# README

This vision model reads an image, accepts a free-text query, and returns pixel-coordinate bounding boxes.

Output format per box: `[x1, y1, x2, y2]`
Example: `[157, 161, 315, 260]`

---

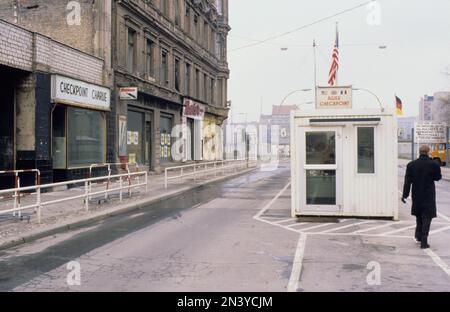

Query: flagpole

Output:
[313, 39, 317, 107]
[335, 22, 339, 86]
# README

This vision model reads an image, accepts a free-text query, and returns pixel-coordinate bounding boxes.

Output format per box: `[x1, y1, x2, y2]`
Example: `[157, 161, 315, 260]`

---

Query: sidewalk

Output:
[0, 164, 258, 250]
[398, 158, 450, 181]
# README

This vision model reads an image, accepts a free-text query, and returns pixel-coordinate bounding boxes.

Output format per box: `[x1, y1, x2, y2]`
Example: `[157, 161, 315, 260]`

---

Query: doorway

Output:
[298, 127, 343, 213]
[187, 118, 194, 161]
[145, 120, 152, 169]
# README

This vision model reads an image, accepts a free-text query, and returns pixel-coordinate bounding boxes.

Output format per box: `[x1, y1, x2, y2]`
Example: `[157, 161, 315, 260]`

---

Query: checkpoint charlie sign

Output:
[316, 86, 352, 109]
[51, 75, 110, 111]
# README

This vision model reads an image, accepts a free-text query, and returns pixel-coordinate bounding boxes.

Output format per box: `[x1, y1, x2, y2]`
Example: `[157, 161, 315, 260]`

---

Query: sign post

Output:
[447, 126, 450, 167]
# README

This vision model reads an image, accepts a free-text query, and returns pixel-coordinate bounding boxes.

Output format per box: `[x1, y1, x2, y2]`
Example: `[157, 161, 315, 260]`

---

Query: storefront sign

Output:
[119, 87, 138, 100]
[316, 86, 352, 109]
[183, 99, 205, 120]
[414, 122, 447, 143]
[51, 75, 110, 111]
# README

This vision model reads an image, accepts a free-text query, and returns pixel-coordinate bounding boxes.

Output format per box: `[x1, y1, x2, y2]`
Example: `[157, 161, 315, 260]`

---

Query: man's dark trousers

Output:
[415, 214, 432, 242]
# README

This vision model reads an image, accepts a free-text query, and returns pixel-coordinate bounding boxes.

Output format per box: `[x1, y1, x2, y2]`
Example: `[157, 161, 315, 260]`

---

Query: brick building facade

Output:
[0, 19, 108, 188]
[0, 0, 230, 186]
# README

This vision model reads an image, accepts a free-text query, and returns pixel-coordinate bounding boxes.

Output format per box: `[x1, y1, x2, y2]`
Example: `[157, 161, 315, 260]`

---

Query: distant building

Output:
[419, 95, 434, 121]
[260, 105, 297, 158]
[398, 116, 418, 142]
[419, 92, 450, 126]
[431, 92, 450, 126]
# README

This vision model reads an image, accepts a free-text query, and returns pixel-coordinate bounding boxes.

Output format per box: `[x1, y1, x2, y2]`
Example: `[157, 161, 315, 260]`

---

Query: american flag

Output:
[328, 25, 339, 86]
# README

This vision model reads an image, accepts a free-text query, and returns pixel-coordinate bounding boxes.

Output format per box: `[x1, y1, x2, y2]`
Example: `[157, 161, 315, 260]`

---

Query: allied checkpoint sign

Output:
[316, 86, 353, 109]
[414, 122, 447, 143]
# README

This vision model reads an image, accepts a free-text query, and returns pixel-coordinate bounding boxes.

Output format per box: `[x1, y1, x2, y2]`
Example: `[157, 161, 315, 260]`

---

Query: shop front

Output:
[126, 109, 153, 167]
[203, 113, 223, 161]
[51, 75, 110, 181]
[0, 66, 18, 189]
[182, 99, 205, 162]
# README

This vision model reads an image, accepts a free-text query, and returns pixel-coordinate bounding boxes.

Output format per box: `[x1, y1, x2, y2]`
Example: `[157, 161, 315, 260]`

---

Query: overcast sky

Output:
[227, 0, 450, 122]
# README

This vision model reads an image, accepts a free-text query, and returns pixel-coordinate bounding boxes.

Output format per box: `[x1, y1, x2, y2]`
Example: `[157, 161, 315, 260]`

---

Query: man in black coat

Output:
[402, 145, 442, 249]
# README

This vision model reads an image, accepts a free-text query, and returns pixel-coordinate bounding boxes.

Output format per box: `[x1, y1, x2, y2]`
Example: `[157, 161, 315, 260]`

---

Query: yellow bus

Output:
[431, 143, 449, 166]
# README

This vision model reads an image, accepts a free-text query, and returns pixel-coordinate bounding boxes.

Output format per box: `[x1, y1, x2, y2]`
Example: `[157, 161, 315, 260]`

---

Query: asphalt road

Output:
[0, 161, 449, 292]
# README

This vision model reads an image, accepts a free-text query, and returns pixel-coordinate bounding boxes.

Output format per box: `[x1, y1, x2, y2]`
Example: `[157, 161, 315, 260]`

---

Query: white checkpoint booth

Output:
[290, 108, 399, 220]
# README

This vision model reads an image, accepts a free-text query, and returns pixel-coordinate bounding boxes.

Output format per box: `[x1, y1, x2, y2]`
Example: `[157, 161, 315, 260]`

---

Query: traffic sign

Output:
[119, 87, 138, 100]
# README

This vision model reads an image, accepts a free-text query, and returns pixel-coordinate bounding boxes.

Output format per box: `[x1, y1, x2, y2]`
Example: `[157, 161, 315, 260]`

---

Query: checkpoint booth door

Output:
[297, 126, 343, 213]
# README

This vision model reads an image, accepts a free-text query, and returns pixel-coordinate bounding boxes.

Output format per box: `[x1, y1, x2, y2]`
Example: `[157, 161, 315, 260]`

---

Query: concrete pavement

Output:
[0, 162, 257, 250]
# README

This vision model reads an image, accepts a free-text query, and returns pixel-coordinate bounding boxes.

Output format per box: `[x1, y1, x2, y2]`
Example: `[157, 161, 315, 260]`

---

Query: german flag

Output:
[395, 95, 403, 116]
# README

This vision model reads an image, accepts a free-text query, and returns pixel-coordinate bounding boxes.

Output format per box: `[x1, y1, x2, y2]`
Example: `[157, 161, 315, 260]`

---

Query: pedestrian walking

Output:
[402, 145, 442, 249]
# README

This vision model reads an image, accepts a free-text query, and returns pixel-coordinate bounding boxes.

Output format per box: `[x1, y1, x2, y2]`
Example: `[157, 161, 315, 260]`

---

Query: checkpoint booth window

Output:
[291, 86, 398, 220]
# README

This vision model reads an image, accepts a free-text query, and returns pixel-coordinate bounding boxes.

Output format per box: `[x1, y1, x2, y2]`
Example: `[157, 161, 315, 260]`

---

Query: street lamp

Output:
[280, 89, 312, 106]
[352, 87, 385, 112]
[295, 101, 314, 109]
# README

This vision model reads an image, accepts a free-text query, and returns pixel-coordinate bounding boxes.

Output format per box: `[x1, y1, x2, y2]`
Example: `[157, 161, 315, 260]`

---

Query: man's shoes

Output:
[421, 236, 430, 249]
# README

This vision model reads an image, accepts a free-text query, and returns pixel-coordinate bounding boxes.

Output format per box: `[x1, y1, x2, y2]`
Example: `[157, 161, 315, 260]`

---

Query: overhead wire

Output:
[228, 0, 377, 53]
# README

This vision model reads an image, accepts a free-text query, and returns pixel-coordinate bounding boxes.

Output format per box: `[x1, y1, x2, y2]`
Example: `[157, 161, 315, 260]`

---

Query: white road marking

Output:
[256, 217, 302, 234]
[319, 220, 373, 234]
[286, 222, 312, 228]
[311, 232, 411, 239]
[297, 223, 334, 232]
[287, 233, 307, 292]
[253, 181, 291, 220]
[437, 212, 450, 223]
[274, 218, 298, 224]
[423, 245, 450, 278]
[353, 222, 395, 234]
[381, 225, 416, 236]
[430, 225, 450, 235]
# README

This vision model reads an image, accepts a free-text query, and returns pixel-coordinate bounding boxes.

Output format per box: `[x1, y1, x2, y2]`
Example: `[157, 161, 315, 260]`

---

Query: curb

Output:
[0, 167, 258, 251]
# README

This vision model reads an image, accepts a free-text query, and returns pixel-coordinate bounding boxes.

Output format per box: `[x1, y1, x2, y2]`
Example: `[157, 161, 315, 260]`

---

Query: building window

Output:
[161, 0, 168, 16]
[127, 28, 136, 72]
[203, 73, 208, 101]
[216, 0, 223, 15]
[146, 39, 154, 77]
[185, 63, 191, 95]
[67, 108, 105, 167]
[215, 34, 222, 59]
[175, 58, 180, 92]
[194, 14, 199, 40]
[185, 7, 191, 35]
[195, 69, 200, 99]
[210, 78, 215, 105]
[174, 0, 180, 26]
[210, 31, 215, 54]
[161, 50, 169, 86]
[218, 78, 223, 106]
[357, 127, 375, 174]
[203, 21, 209, 48]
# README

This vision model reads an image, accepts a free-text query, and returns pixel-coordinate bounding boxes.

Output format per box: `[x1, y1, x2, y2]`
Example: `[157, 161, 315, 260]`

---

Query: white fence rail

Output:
[165, 159, 257, 189]
[0, 171, 148, 224]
